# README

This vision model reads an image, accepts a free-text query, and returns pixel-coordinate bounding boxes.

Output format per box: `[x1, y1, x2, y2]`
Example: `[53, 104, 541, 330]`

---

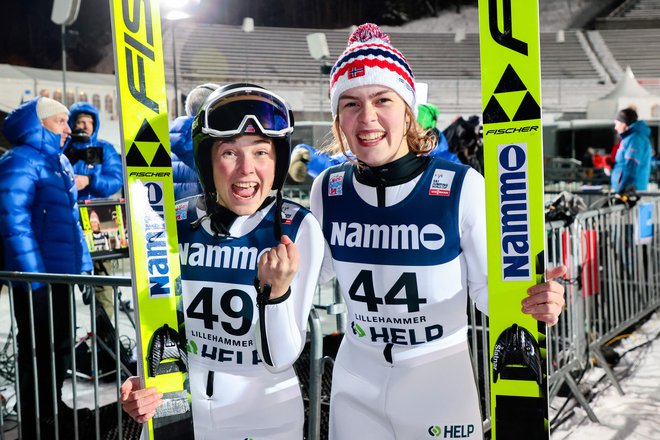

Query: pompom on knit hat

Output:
[36, 97, 69, 120]
[329, 23, 416, 118]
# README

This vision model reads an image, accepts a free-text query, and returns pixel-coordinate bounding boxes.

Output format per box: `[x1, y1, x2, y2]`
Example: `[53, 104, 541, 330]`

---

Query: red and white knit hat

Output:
[329, 23, 416, 118]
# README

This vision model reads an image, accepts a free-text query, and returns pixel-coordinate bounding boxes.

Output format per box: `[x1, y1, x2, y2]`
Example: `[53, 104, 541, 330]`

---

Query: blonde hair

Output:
[323, 105, 436, 164]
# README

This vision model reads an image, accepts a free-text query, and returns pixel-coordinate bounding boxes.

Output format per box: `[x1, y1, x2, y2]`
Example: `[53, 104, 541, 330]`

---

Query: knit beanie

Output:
[36, 97, 69, 120]
[615, 108, 638, 126]
[417, 103, 440, 130]
[329, 23, 416, 118]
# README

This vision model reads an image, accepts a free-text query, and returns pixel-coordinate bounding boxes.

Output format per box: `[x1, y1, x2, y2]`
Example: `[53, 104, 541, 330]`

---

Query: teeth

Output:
[358, 132, 384, 141]
[234, 182, 257, 188]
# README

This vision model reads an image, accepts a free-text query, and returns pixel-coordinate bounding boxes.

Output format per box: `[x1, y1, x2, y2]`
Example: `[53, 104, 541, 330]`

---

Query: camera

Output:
[70, 128, 90, 143]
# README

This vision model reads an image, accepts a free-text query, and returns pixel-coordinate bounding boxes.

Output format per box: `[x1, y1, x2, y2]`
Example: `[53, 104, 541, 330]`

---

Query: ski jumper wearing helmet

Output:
[180, 83, 325, 439]
[311, 25, 487, 439]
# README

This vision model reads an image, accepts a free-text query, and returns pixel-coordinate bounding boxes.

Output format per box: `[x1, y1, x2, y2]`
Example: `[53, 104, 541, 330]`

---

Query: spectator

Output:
[89, 210, 111, 251]
[66, 102, 123, 200]
[581, 147, 596, 180]
[611, 107, 652, 193]
[67, 102, 124, 319]
[0, 97, 92, 439]
[170, 83, 220, 200]
[417, 102, 461, 164]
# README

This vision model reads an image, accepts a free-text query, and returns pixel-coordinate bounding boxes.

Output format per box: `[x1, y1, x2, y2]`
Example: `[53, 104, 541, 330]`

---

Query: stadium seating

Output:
[163, 9, 658, 118]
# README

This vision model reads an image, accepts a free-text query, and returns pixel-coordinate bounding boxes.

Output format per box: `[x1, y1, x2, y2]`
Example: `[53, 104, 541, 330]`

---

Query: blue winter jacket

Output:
[611, 120, 652, 193]
[170, 115, 202, 200]
[67, 102, 123, 200]
[0, 99, 92, 286]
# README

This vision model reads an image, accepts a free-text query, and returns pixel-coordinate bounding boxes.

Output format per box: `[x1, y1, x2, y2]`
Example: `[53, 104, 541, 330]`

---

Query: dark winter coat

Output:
[170, 115, 202, 200]
[0, 98, 92, 286]
[67, 102, 123, 200]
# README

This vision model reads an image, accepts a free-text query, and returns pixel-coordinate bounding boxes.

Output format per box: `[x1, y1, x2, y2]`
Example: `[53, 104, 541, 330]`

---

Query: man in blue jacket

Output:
[67, 102, 123, 200]
[611, 107, 652, 193]
[170, 82, 219, 200]
[0, 97, 92, 439]
[67, 102, 124, 319]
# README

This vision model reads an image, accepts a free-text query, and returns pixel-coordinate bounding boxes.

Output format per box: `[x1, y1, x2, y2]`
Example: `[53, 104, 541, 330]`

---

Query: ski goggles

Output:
[200, 87, 293, 138]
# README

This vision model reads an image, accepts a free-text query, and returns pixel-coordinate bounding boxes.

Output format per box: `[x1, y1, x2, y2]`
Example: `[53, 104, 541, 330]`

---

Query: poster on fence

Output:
[636, 203, 654, 245]
[79, 199, 129, 260]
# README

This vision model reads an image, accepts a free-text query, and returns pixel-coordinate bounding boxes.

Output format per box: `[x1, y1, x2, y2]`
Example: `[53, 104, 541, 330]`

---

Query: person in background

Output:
[611, 107, 652, 193]
[66, 102, 123, 200]
[119, 83, 325, 439]
[0, 97, 92, 439]
[67, 102, 124, 319]
[89, 210, 111, 251]
[171, 83, 220, 200]
[310, 24, 566, 440]
[416, 102, 461, 164]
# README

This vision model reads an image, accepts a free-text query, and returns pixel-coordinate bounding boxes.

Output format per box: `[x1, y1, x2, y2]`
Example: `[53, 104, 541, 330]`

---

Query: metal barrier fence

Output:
[544, 197, 660, 425]
[0, 269, 328, 440]
[1, 196, 659, 439]
[0, 272, 131, 440]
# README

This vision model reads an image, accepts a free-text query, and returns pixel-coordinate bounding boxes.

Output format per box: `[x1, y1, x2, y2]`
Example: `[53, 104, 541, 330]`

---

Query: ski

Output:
[478, 1, 549, 439]
[109, 0, 194, 438]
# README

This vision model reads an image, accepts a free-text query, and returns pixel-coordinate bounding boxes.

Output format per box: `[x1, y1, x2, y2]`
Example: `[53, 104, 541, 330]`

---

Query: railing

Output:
[1, 196, 659, 439]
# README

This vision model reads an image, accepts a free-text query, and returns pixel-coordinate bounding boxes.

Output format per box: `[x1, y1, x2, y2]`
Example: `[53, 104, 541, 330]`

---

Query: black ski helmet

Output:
[191, 83, 294, 199]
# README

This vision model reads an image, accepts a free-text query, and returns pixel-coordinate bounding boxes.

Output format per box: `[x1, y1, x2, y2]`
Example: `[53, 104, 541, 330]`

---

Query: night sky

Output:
[0, 0, 464, 73]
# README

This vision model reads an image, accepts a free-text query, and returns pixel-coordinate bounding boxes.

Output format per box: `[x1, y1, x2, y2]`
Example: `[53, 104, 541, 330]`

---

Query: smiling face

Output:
[337, 85, 410, 167]
[211, 135, 276, 216]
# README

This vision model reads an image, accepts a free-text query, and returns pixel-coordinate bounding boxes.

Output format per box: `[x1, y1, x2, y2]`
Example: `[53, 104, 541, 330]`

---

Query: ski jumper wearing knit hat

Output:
[329, 23, 417, 118]
[312, 24, 485, 440]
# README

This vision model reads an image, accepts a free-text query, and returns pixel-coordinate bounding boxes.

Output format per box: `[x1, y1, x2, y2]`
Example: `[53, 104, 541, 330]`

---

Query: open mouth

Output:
[232, 182, 259, 199]
[357, 131, 386, 144]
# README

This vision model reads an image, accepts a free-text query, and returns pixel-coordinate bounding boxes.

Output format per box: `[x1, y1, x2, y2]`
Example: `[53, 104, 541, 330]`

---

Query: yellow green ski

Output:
[109, 0, 194, 438]
[478, 0, 549, 438]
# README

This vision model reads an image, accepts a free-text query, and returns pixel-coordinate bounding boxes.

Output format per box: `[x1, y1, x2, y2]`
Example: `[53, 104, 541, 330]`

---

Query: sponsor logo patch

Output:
[429, 169, 455, 196]
[281, 203, 301, 225]
[328, 171, 345, 196]
[175, 201, 188, 221]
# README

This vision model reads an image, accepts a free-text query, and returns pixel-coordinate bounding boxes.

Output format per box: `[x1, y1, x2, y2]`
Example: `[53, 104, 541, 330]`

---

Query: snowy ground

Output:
[550, 312, 660, 439]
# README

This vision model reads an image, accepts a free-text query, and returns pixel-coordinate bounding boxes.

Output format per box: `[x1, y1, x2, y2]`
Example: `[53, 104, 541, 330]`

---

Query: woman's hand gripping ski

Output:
[522, 265, 567, 326]
[119, 376, 162, 424]
[257, 234, 299, 299]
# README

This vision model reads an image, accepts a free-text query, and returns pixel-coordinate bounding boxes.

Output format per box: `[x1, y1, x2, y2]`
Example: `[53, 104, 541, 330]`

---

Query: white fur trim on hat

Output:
[329, 23, 416, 118]
[36, 97, 69, 120]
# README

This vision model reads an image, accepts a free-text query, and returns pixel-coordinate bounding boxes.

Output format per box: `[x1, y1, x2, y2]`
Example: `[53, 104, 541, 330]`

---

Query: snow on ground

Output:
[550, 312, 660, 439]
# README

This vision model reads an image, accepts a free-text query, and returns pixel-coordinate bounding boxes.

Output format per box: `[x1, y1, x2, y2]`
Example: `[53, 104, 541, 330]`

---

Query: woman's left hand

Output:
[257, 234, 299, 299]
[522, 265, 567, 326]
